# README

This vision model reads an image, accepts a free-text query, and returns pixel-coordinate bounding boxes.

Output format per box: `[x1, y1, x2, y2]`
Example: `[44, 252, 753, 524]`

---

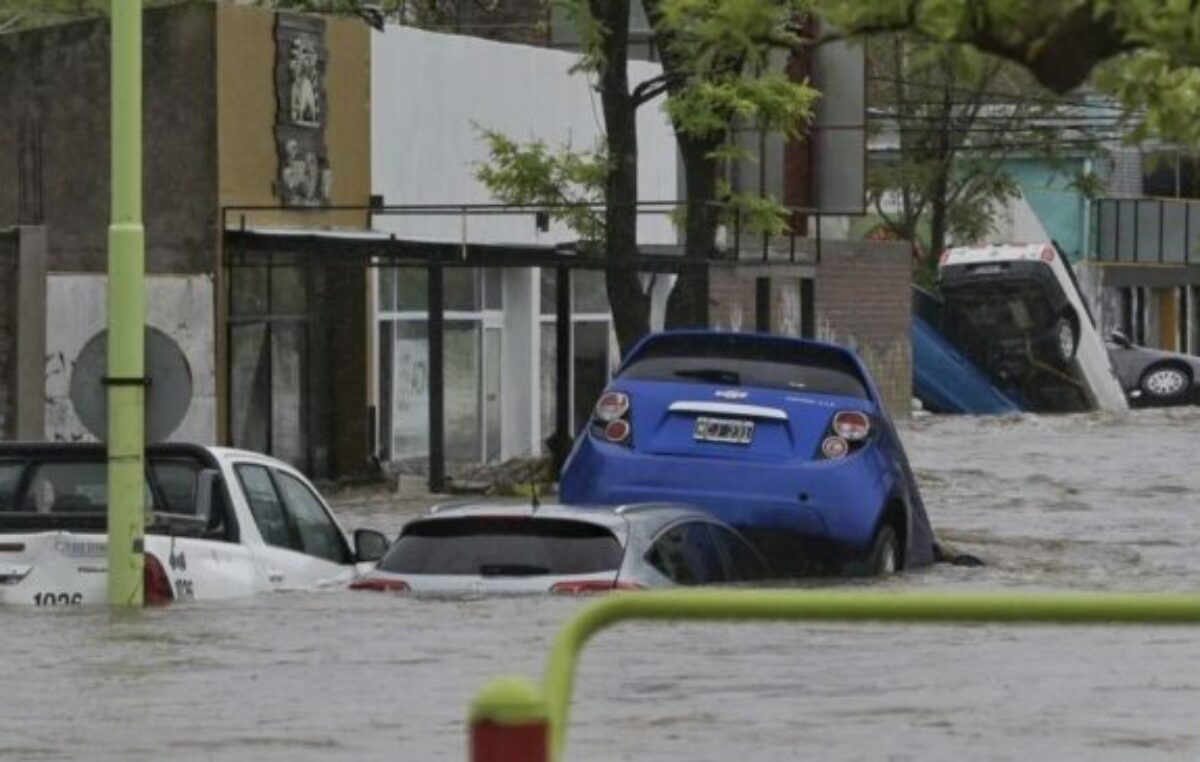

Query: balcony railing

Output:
[1095, 197, 1200, 265]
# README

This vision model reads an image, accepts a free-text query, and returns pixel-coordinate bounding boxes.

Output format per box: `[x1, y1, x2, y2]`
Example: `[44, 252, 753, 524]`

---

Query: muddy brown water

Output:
[3, 408, 1199, 760]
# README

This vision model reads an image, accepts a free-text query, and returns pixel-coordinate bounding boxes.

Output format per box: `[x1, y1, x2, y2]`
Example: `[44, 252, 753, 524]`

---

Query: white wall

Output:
[372, 26, 678, 246]
[986, 192, 1051, 245]
[44, 274, 216, 444]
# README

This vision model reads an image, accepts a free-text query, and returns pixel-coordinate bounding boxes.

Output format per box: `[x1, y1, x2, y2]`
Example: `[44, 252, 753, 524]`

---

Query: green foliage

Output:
[823, 0, 1200, 147]
[475, 0, 823, 251]
[657, 0, 809, 71]
[556, 0, 610, 73]
[651, 0, 820, 239]
[0, 0, 175, 30]
[866, 32, 1091, 258]
[665, 72, 818, 141]
[721, 185, 792, 236]
[473, 128, 608, 243]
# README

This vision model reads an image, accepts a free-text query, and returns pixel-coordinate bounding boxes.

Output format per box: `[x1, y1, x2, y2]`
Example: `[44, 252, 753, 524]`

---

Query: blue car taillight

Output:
[592, 391, 633, 446]
[818, 410, 873, 460]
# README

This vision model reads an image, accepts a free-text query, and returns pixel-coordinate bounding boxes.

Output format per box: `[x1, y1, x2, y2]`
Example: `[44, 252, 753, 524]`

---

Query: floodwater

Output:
[3, 408, 1200, 760]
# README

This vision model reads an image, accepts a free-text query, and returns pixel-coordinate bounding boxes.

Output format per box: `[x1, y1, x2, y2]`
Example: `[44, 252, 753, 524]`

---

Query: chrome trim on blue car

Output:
[667, 401, 789, 420]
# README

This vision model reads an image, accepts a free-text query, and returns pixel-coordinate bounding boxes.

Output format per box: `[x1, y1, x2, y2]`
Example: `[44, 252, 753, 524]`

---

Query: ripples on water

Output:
[2, 409, 1199, 760]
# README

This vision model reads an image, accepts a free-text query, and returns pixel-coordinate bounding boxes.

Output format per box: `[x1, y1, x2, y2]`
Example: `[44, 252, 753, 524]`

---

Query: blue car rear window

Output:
[620, 337, 870, 399]
[379, 517, 623, 576]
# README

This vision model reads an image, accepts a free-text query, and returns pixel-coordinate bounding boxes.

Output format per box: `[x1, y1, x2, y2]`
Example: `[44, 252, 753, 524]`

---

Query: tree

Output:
[866, 33, 1100, 276]
[478, 0, 818, 355]
[646, 0, 817, 327]
[822, 0, 1200, 146]
[0, 0, 178, 31]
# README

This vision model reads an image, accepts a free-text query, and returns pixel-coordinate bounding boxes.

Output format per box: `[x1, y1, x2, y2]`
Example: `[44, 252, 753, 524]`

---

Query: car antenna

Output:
[529, 460, 541, 511]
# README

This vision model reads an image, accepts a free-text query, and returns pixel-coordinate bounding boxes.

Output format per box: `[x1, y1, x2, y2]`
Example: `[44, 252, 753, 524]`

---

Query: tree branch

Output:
[631, 72, 682, 106]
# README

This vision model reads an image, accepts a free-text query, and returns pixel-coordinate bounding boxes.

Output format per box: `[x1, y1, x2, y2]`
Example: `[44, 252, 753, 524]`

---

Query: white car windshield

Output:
[379, 517, 622, 576]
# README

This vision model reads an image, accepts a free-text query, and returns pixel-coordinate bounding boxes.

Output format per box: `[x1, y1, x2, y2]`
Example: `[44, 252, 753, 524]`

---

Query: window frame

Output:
[271, 468, 352, 565]
[706, 523, 772, 582]
[0, 458, 30, 513]
[644, 519, 730, 586]
[235, 462, 302, 553]
[377, 267, 506, 465]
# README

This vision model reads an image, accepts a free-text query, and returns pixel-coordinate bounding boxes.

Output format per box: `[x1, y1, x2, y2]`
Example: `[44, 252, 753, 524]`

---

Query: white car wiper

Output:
[478, 563, 551, 577]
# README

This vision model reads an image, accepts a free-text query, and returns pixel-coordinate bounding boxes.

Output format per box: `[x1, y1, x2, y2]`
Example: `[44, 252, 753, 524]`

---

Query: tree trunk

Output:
[641, 0, 723, 330]
[589, 0, 650, 357]
[928, 81, 954, 261]
[665, 134, 722, 328]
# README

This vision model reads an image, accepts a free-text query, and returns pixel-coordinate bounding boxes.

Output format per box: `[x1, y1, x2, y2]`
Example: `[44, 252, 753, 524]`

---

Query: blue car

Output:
[559, 331, 938, 575]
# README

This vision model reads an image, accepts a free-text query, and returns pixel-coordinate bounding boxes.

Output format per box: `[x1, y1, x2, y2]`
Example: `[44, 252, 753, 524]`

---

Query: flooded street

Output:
[3, 408, 1200, 760]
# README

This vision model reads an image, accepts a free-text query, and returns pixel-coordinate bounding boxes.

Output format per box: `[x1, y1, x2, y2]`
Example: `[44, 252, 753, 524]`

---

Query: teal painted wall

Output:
[1006, 157, 1090, 262]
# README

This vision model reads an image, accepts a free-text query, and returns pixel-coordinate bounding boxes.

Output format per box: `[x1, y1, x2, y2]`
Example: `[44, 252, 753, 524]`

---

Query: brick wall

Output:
[709, 270, 810, 337]
[709, 270, 758, 332]
[708, 247, 911, 415]
[815, 241, 912, 416]
[0, 232, 16, 439]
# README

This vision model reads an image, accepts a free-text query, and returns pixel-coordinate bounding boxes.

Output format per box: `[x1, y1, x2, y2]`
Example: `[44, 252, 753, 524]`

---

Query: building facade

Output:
[0, 3, 372, 475]
[0, 2, 914, 484]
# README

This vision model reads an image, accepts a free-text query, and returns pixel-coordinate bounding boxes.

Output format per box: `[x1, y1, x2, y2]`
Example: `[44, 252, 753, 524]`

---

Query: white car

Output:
[0, 443, 389, 606]
[350, 501, 774, 596]
[938, 243, 1128, 413]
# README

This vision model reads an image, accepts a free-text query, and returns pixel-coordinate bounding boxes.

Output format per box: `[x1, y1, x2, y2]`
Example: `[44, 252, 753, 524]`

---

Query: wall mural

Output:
[275, 15, 331, 206]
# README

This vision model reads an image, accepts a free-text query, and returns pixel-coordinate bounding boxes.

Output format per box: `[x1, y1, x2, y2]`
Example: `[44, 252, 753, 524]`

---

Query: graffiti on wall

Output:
[44, 275, 216, 443]
[392, 338, 430, 458]
[275, 15, 331, 206]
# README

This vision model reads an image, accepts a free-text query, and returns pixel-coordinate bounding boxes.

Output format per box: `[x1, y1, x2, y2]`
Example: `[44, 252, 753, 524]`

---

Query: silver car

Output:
[1108, 331, 1200, 405]
[349, 501, 773, 595]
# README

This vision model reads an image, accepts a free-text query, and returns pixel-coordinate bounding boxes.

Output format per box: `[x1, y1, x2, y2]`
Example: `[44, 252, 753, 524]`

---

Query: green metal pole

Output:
[540, 590, 1200, 760]
[107, 0, 145, 607]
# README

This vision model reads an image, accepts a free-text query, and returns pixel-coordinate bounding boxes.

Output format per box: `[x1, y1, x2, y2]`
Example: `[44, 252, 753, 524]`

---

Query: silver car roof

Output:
[413, 500, 715, 534]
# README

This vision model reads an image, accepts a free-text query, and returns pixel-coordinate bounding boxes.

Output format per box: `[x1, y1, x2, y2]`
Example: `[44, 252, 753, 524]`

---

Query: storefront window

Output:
[445, 268, 479, 311]
[389, 322, 430, 459]
[378, 268, 503, 469]
[229, 252, 313, 472]
[539, 268, 615, 441]
[445, 321, 482, 464]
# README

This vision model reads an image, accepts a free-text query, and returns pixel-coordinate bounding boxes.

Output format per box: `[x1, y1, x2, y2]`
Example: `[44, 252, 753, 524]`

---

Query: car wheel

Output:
[1053, 314, 1077, 364]
[871, 525, 900, 575]
[1139, 363, 1191, 402]
[844, 524, 901, 577]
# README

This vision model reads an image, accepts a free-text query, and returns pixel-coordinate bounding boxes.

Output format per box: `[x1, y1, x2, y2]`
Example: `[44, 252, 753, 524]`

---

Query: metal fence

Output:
[1095, 197, 1200, 265]
[469, 589, 1200, 762]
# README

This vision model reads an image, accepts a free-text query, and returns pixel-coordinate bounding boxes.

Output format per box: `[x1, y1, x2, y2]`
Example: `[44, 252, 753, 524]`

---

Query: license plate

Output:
[693, 416, 754, 445]
[970, 264, 1005, 275]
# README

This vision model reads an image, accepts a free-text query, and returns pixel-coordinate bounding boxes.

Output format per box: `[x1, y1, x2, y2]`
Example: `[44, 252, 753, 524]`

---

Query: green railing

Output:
[469, 589, 1200, 761]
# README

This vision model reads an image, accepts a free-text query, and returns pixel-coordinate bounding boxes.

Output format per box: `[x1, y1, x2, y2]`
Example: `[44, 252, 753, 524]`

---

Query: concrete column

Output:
[648, 274, 675, 333]
[16, 226, 47, 440]
[1185, 285, 1195, 357]
[501, 268, 538, 460]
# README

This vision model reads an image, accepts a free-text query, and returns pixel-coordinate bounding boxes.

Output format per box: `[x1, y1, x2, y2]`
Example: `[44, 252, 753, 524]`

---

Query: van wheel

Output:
[1053, 314, 1078, 364]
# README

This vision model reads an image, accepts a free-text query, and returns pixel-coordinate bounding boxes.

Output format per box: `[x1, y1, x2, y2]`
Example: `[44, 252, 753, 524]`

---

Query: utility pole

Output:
[107, 0, 145, 606]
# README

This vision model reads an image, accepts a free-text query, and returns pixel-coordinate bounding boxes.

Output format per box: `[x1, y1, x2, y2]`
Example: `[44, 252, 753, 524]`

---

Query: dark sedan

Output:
[1108, 331, 1200, 405]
